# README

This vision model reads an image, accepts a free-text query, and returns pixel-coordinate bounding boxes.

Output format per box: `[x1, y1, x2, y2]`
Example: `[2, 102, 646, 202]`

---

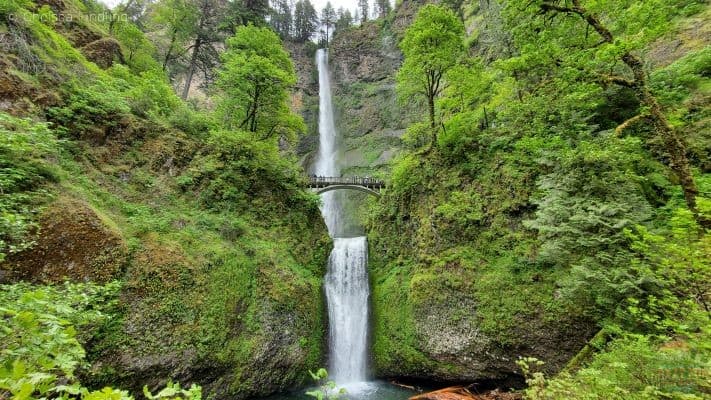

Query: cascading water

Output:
[324, 237, 369, 383]
[314, 48, 370, 386]
[314, 48, 342, 236]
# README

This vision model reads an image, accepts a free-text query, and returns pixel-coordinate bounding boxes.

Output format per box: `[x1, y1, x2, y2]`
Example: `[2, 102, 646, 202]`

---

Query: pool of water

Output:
[256, 380, 418, 400]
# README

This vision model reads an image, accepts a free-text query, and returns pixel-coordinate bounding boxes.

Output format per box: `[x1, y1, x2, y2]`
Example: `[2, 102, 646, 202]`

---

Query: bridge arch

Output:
[313, 184, 381, 198]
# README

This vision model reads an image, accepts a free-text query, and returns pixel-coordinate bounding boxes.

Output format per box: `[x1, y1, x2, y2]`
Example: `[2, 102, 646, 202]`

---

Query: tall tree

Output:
[373, 0, 390, 18]
[334, 7, 353, 33]
[320, 1, 336, 46]
[357, 0, 368, 22]
[109, 0, 150, 33]
[149, 0, 198, 73]
[182, 0, 227, 99]
[397, 4, 464, 142]
[270, 0, 293, 38]
[217, 25, 304, 140]
[223, 0, 270, 32]
[510, 0, 709, 228]
[293, 0, 318, 41]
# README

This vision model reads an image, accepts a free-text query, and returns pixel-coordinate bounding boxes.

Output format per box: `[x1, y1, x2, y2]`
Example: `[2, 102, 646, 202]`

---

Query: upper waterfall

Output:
[314, 49, 342, 236]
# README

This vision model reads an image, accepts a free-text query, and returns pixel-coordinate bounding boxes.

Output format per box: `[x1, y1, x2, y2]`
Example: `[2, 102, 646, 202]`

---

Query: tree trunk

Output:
[428, 94, 436, 143]
[623, 53, 705, 227]
[182, 37, 201, 99]
[541, 0, 709, 229]
[163, 31, 177, 71]
[183, 5, 208, 99]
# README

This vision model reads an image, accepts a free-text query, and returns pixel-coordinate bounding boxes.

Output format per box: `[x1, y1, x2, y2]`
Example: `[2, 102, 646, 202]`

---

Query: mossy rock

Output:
[81, 38, 125, 69]
[0, 195, 128, 283]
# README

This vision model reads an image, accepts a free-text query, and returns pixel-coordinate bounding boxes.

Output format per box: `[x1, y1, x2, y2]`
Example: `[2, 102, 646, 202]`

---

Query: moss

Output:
[0, 1, 331, 396]
[366, 148, 596, 381]
[1, 194, 129, 283]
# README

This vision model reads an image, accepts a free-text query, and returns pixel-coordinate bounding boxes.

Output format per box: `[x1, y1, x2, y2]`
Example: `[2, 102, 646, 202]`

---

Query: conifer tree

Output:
[357, 0, 368, 22]
[270, 0, 293, 38]
[293, 0, 318, 41]
[373, 0, 390, 18]
[320, 2, 336, 46]
[334, 7, 353, 33]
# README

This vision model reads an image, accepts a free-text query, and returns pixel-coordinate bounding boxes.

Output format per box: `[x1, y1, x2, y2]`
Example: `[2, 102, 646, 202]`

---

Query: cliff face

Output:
[0, 1, 330, 397]
[366, 151, 597, 386]
[362, 0, 711, 389]
[287, 40, 320, 167]
[325, 18, 418, 178]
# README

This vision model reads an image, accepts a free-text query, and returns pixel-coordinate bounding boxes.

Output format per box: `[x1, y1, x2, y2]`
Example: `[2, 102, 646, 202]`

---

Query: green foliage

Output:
[518, 206, 711, 399]
[143, 381, 202, 400]
[0, 282, 120, 399]
[46, 79, 131, 140]
[48, 65, 184, 136]
[524, 134, 658, 317]
[518, 333, 711, 399]
[293, 0, 319, 41]
[0, 282, 204, 400]
[0, 0, 329, 396]
[370, 0, 711, 391]
[620, 209, 711, 334]
[217, 25, 304, 141]
[179, 129, 318, 214]
[438, 60, 496, 157]
[113, 21, 160, 73]
[148, 0, 198, 70]
[0, 0, 31, 19]
[401, 122, 431, 151]
[397, 4, 465, 130]
[0, 114, 59, 261]
[123, 69, 182, 118]
[305, 369, 346, 400]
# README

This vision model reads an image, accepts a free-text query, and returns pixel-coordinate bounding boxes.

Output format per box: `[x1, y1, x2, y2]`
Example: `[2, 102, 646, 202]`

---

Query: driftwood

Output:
[410, 386, 521, 400]
[389, 380, 419, 391]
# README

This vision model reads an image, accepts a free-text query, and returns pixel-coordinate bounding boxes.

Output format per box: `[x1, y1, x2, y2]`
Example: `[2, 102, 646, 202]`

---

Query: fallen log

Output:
[409, 386, 521, 400]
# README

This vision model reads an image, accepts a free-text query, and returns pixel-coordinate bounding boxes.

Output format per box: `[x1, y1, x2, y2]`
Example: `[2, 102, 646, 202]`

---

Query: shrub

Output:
[0, 282, 203, 400]
[0, 113, 59, 261]
[179, 129, 318, 215]
[46, 80, 130, 140]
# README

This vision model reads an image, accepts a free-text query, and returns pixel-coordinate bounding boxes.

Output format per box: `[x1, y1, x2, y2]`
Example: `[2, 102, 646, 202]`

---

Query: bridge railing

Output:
[307, 176, 385, 188]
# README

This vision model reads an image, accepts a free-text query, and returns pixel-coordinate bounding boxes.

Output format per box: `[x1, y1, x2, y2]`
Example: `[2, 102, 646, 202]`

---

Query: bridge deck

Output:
[307, 176, 385, 190]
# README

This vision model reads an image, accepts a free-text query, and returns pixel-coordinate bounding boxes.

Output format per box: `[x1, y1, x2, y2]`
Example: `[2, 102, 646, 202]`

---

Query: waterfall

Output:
[314, 48, 342, 236]
[314, 48, 370, 385]
[324, 237, 369, 383]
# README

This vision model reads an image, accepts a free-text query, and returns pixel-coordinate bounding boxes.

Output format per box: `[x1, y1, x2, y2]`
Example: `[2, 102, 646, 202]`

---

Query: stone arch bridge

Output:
[307, 176, 385, 197]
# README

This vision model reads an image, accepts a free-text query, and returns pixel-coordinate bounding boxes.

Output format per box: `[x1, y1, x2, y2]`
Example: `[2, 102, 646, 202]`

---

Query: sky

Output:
[99, 0, 388, 19]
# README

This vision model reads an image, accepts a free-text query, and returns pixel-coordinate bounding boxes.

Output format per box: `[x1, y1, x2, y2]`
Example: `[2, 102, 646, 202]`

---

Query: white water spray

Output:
[314, 49, 370, 385]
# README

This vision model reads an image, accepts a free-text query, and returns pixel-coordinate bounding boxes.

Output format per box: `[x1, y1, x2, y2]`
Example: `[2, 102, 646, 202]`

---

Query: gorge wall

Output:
[311, 0, 710, 388]
[0, 1, 331, 397]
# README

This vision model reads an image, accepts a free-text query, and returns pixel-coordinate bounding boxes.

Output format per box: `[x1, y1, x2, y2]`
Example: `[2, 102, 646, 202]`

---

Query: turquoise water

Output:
[256, 381, 418, 400]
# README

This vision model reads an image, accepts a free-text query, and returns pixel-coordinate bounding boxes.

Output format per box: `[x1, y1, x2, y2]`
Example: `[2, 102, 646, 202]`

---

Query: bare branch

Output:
[605, 75, 636, 88]
[615, 114, 648, 136]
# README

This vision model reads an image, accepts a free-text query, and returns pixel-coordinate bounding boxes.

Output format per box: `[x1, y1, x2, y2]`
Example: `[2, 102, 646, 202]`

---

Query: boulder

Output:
[81, 38, 125, 69]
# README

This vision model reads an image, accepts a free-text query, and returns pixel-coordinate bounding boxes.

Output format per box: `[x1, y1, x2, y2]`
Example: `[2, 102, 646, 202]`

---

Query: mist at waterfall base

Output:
[262, 49, 414, 400]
